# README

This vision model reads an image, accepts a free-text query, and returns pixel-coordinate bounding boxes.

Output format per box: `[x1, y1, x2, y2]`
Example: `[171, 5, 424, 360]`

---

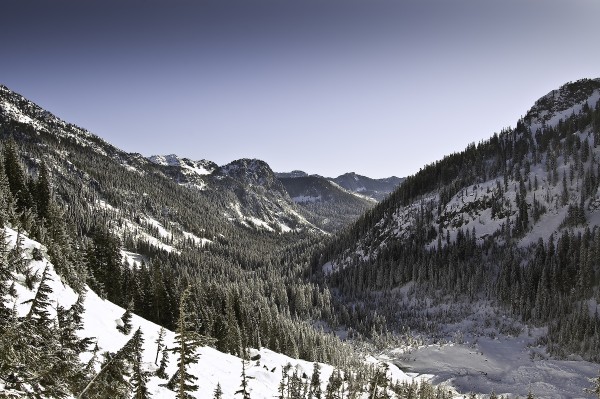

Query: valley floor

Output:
[388, 331, 598, 398]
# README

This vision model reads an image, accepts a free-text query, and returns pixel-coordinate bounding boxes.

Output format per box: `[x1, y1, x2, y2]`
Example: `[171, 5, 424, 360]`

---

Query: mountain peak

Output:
[220, 158, 270, 179]
[148, 154, 217, 175]
[524, 78, 600, 131]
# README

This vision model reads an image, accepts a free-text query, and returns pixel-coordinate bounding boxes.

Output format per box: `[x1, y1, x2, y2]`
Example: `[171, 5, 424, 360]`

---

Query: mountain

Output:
[331, 172, 404, 201]
[0, 84, 447, 399]
[0, 83, 353, 373]
[279, 175, 375, 232]
[274, 171, 403, 232]
[317, 78, 600, 396]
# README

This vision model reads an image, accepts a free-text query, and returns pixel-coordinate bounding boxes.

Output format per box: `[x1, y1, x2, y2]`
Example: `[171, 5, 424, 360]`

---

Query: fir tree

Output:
[117, 300, 134, 335]
[77, 331, 141, 399]
[23, 263, 53, 328]
[130, 328, 151, 399]
[309, 362, 322, 399]
[171, 286, 213, 399]
[213, 382, 223, 399]
[156, 347, 170, 379]
[325, 368, 343, 399]
[235, 357, 253, 399]
[155, 326, 166, 365]
[2, 138, 32, 214]
[35, 161, 51, 222]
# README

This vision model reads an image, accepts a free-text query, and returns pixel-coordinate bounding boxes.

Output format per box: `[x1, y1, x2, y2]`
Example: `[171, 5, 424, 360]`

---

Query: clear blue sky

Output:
[2, 0, 599, 178]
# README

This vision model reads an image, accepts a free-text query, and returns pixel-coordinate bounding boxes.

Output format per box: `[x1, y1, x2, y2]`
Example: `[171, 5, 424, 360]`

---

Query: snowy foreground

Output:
[3, 227, 416, 398]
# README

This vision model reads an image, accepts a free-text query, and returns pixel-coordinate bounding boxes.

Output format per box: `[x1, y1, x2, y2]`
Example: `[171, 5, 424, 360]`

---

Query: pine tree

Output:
[235, 357, 253, 399]
[325, 368, 343, 399]
[23, 263, 53, 327]
[2, 138, 32, 214]
[56, 294, 94, 393]
[155, 326, 166, 365]
[171, 286, 213, 399]
[0, 157, 16, 227]
[156, 347, 170, 379]
[77, 331, 140, 399]
[130, 328, 151, 399]
[213, 382, 223, 399]
[309, 362, 322, 399]
[35, 161, 51, 222]
[117, 300, 134, 335]
[58, 294, 93, 354]
[0, 227, 12, 323]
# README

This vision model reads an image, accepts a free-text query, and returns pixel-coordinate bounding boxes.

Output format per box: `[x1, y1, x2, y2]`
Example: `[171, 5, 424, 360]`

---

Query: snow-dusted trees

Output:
[0, 262, 88, 397]
[78, 328, 148, 399]
[588, 369, 600, 398]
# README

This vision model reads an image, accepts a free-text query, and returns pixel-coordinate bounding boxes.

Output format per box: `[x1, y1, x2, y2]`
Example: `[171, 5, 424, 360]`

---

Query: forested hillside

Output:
[0, 84, 354, 366]
[318, 78, 600, 364]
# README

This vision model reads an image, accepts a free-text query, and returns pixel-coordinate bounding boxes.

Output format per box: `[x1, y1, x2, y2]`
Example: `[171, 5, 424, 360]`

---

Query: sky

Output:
[2, 0, 600, 178]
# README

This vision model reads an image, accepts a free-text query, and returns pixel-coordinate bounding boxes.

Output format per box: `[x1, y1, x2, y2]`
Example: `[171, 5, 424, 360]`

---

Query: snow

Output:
[391, 333, 598, 398]
[148, 155, 215, 178]
[121, 250, 146, 268]
[143, 216, 171, 239]
[0, 228, 436, 399]
[0, 100, 46, 131]
[3, 226, 417, 398]
[182, 231, 212, 247]
[96, 199, 117, 212]
[529, 90, 600, 133]
[228, 201, 277, 232]
[322, 261, 334, 275]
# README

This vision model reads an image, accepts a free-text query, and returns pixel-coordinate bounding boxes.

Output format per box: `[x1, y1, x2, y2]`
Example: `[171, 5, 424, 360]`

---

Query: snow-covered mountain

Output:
[211, 158, 314, 233]
[331, 172, 404, 201]
[326, 79, 600, 262]
[0, 84, 432, 398]
[318, 78, 600, 397]
[0, 84, 322, 240]
[4, 78, 600, 397]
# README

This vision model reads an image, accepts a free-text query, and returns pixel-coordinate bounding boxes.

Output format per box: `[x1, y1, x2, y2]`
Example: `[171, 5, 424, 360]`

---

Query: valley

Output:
[1, 78, 600, 398]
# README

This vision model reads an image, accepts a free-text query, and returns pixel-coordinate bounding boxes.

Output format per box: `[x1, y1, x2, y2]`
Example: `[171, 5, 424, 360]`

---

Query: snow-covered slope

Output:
[2, 226, 416, 397]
